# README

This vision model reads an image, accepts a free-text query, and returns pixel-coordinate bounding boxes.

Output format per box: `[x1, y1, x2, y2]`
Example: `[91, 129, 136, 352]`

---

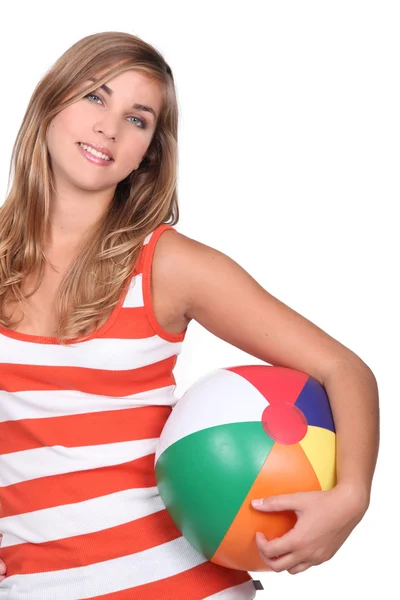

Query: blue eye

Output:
[127, 115, 146, 129]
[84, 93, 147, 129]
[85, 93, 102, 104]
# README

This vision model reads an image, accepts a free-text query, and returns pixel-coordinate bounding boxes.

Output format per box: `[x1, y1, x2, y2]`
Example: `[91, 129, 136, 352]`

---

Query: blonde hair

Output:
[0, 31, 179, 345]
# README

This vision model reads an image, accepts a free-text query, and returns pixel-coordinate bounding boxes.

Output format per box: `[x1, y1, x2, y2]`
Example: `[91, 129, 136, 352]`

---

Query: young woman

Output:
[0, 31, 379, 599]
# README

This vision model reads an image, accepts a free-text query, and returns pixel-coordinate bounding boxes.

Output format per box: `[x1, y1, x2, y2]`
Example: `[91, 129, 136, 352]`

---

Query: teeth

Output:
[79, 143, 112, 161]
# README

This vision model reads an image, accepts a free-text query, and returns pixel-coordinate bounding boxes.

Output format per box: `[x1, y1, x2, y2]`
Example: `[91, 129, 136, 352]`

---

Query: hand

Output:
[251, 484, 368, 575]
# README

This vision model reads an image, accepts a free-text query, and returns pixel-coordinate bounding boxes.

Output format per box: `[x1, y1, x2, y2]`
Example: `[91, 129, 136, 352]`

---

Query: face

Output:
[46, 70, 164, 194]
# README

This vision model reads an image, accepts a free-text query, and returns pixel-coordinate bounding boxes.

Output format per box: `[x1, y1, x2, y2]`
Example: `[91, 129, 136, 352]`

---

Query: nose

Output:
[94, 114, 118, 140]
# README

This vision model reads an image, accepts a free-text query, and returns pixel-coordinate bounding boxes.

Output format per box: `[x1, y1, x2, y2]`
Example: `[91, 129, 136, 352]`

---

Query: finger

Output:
[259, 549, 302, 573]
[251, 492, 306, 513]
[287, 562, 312, 575]
[255, 530, 296, 559]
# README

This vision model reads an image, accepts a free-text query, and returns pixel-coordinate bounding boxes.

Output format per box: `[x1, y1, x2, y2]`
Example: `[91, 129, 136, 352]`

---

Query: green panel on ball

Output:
[155, 421, 274, 559]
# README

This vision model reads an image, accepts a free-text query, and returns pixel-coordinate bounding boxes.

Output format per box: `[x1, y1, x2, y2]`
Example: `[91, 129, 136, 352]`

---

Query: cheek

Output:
[48, 107, 85, 144]
[47, 108, 88, 165]
[63, 105, 88, 134]
[46, 119, 62, 161]
[122, 141, 149, 170]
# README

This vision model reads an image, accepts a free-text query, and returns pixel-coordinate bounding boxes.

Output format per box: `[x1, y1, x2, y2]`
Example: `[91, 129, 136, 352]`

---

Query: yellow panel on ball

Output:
[299, 425, 336, 490]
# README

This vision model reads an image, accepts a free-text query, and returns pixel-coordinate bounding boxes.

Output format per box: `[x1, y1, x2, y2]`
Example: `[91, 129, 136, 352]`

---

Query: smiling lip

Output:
[78, 142, 114, 160]
[77, 143, 114, 166]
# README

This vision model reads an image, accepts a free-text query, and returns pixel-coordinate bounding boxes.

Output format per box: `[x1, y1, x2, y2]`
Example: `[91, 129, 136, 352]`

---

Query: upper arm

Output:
[153, 229, 365, 385]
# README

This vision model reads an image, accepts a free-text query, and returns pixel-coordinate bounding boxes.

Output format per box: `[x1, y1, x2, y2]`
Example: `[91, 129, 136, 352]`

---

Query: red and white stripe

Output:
[0, 225, 256, 598]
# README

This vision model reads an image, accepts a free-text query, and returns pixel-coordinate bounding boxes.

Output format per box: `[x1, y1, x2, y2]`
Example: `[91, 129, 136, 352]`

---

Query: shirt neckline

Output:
[0, 268, 136, 345]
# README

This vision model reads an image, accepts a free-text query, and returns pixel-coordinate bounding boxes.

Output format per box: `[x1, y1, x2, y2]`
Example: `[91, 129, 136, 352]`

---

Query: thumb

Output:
[251, 492, 304, 512]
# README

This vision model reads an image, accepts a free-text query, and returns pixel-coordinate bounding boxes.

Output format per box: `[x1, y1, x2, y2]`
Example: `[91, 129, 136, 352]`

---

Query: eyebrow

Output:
[87, 79, 158, 120]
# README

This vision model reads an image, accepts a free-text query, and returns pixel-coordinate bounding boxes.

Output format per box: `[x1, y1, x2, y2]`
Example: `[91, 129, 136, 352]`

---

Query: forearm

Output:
[322, 358, 380, 510]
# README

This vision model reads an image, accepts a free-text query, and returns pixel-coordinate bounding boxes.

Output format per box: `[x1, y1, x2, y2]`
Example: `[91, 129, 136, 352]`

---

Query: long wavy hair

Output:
[0, 31, 179, 345]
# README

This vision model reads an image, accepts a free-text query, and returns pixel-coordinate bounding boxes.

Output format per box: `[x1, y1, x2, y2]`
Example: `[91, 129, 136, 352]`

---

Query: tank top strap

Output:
[135, 223, 176, 274]
[135, 223, 186, 343]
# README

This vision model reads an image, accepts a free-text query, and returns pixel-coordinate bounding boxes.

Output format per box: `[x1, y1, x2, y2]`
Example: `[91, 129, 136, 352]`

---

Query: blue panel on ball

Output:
[294, 377, 335, 433]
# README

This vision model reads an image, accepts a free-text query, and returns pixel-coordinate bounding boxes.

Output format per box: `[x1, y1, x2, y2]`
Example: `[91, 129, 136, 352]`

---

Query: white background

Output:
[1, 1, 398, 597]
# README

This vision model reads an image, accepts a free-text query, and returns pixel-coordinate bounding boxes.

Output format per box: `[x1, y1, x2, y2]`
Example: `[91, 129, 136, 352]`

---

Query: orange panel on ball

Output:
[211, 442, 322, 572]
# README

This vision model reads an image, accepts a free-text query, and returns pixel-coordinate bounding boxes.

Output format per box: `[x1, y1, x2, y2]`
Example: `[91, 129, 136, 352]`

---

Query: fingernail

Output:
[252, 499, 263, 507]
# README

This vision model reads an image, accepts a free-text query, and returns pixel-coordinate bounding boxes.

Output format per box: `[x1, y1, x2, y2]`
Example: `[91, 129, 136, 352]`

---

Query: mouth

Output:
[78, 142, 114, 160]
[77, 142, 114, 166]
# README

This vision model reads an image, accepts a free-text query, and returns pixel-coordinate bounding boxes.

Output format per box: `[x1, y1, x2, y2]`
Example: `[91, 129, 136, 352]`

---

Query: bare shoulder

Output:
[153, 228, 266, 326]
[151, 228, 216, 330]
[153, 228, 365, 384]
[153, 228, 221, 278]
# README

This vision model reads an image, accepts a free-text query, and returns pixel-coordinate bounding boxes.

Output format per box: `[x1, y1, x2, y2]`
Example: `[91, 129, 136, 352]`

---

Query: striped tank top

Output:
[0, 224, 259, 599]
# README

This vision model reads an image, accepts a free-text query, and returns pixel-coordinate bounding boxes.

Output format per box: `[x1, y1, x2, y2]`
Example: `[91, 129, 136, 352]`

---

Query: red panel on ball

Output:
[226, 364, 309, 405]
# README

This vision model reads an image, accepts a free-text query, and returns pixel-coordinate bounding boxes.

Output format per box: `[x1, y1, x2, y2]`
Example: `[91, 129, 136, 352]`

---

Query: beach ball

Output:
[154, 365, 336, 572]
